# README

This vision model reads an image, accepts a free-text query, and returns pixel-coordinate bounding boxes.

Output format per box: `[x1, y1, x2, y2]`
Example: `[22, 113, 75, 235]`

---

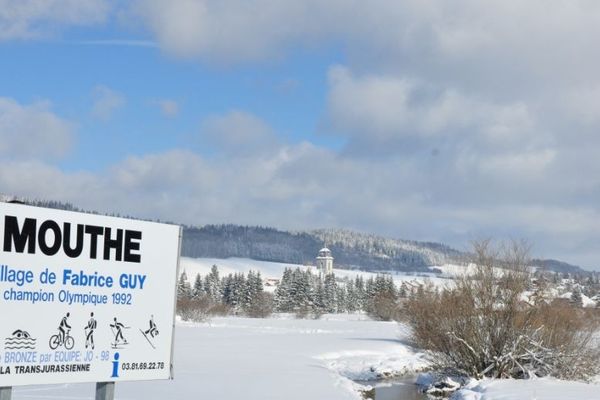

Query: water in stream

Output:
[360, 377, 427, 400]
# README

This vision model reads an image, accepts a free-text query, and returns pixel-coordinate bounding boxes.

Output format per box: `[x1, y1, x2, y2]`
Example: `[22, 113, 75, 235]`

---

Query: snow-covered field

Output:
[8, 314, 600, 400]
[452, 377, 600, 400]
[9, 257, 598, 399]
[10, 315, 426, 400]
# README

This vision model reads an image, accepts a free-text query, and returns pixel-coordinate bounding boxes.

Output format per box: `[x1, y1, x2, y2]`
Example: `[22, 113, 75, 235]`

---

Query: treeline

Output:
[176, 265, 410, 321]
[274, 268, 402, 320]
[177, 265, 273, 320]
[182, 225, 319, 266]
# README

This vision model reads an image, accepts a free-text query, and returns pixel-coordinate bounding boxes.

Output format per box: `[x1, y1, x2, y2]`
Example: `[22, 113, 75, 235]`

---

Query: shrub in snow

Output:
[365, 274, 399, 321]
[245, 292, 274, 318]
[570, 288, 583, 308]
[401, 239, 600, 381]
[177, 296, 216, 322]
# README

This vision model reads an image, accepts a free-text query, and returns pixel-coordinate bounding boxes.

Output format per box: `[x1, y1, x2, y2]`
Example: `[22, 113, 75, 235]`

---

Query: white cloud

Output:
[200, 110, 279, 155]
[131, 0, 320, 62]
[476, 149, 557, 180]
[155, 99, 179, 118]
[91, 85, 125, 120]
[561, 84, 600, 126]
[0, 102, 595, 266]
[0, 97, 74, 159]
[129, 1, 600, 84]
[1, 141, 598, 267]
[326, 66, 545, 155]
[0, 0, 110, 40]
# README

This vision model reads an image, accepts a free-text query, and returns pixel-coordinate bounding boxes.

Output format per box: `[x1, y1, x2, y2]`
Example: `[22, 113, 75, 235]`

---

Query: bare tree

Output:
[402, 239, 600, 380]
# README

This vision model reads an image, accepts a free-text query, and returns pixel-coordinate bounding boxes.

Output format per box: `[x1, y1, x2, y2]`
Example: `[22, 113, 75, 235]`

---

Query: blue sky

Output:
[1, 39, 338, 170]
[2, 1, 600, 270]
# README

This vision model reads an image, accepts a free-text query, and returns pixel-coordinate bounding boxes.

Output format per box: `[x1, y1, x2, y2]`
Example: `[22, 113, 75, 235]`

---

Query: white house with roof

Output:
[316, 247, 334, 275]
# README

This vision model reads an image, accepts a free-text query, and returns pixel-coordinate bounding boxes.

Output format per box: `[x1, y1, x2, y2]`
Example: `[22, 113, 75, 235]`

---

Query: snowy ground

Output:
[557, 291, 597, 307]
[451, 377, 600, 400]
[9, 315, 427, 400]
[10, 257, 599, 399]
[8, 314, 600, 400]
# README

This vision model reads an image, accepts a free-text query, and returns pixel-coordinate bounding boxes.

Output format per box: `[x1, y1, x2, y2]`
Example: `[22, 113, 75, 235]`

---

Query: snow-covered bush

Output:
[402, 240, 600, 381]
[177, 296, 215, 322]
[245, 292, 274, 318]
[367, 288, 399, 321]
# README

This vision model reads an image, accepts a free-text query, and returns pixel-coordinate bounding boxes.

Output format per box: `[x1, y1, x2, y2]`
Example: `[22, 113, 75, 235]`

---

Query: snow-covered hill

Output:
[311, 228, 462, 267]
[9, 199, 591, 275]
[181, 225, 464, 272]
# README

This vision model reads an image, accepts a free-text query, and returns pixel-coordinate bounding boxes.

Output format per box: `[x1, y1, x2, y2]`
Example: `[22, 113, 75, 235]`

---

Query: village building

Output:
[316, 247, 334, 275]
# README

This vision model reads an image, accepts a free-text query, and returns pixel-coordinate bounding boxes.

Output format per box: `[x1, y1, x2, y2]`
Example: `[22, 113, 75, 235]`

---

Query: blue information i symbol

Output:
[111, 352, 120, 378]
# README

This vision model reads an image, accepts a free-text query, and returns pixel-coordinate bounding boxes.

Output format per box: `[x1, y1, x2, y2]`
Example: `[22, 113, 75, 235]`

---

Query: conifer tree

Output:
[177, 270, 192, 299]
[323, 273, 337, 313]
[290, 268, 312, 314]
[336, 285, 347, 313]
[222, 274, 234, 305]
[205, 265, 222, 303]
[346, 279, 358, 312]
[364, 277, 376, 313]
[192, 273, 203, 299]
[355, 276, 366, 311]
[244, 270, 264, 313]
[312, 274, 325, 314]
[275, 268, 293, 312]
[229, 273, 246, 312]
[570, 287, 584, 308]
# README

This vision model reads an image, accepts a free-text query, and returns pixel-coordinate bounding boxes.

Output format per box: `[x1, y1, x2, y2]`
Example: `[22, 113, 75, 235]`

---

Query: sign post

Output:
[0, 202, 181, 396]
[95, 382, 114, 400]
[0, 387, 11, 400]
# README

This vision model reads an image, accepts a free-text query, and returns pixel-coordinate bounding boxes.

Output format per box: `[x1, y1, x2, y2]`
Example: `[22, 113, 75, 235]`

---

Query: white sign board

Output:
[0, 202, 181, 386]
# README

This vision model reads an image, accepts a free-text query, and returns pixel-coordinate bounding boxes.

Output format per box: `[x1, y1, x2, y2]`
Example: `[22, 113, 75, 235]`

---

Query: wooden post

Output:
[0, 387, 12, 400]
[95, 382, 115, 400]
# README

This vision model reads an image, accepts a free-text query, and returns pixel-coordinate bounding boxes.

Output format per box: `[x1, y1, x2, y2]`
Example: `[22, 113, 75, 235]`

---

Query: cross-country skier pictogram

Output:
[110, 317, 129, 349]
[84, 312, 97, 349]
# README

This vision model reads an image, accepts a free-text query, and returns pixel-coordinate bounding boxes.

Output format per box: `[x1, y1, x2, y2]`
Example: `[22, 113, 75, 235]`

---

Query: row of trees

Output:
[177, 265, 405, 320]
[177, 265, 273, 320]
[274, 268, 400, 319]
